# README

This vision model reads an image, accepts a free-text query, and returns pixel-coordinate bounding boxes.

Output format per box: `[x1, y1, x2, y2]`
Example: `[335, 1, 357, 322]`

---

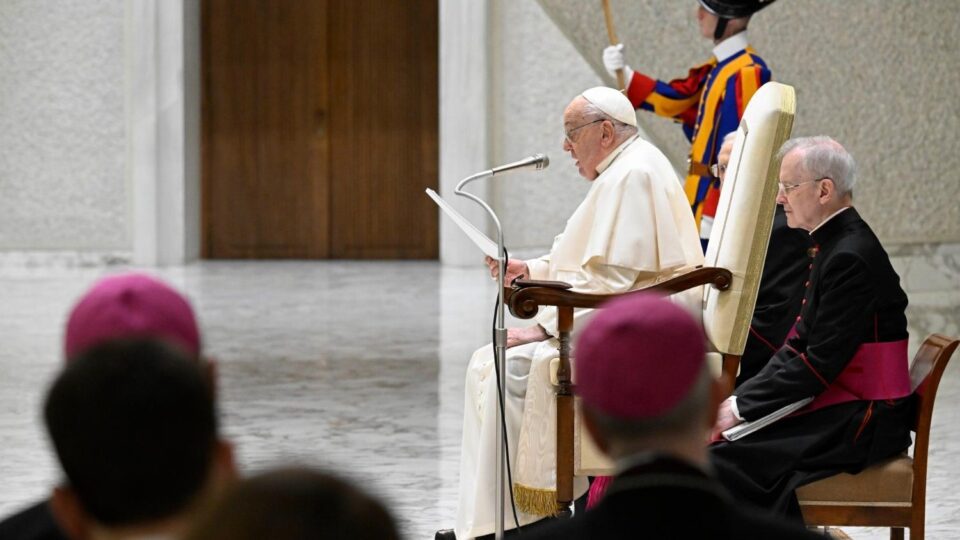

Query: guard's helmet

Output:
[698, 0, 778, 19]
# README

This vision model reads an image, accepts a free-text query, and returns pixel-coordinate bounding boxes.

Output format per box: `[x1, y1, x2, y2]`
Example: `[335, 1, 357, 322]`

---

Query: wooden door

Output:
[202, 0, 438, 259]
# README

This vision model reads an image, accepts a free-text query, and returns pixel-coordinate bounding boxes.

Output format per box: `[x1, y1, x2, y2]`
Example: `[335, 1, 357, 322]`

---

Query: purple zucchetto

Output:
[64, 272, 201, 361]
[575, 293, 706, 419]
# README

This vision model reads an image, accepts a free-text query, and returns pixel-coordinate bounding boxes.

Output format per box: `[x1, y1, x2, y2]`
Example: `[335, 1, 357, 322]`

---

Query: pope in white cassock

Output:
[448, 87, 705, 540]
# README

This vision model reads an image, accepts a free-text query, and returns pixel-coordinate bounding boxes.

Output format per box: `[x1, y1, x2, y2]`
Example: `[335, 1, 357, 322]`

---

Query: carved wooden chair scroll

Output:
[798, 333, 959, 540]
[502, 81, 797, 517]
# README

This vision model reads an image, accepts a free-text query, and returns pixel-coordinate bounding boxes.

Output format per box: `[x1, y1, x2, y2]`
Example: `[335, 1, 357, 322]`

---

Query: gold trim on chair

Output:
[513, 484, 560, 517]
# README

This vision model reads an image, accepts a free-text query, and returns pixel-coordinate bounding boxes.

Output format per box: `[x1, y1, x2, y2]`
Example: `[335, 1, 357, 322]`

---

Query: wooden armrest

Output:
[506, 267, 732, 320]
[513, 278, 573, 290]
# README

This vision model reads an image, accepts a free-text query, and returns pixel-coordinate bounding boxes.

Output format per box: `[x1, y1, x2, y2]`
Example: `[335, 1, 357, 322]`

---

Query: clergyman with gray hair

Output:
[709, 136, 914, 521]
[439, 87, 705, 540]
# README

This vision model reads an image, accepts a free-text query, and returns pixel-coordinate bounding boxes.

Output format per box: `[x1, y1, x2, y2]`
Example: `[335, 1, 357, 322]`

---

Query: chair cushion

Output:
[796, 455, 914, 504]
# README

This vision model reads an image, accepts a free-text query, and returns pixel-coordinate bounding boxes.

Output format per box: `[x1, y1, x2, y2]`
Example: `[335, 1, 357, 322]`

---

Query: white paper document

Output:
[722, 397, 814, 441]
[425, 188, 499, 258]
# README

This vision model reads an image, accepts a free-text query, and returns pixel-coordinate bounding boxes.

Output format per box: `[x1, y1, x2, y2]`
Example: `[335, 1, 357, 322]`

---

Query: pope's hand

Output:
[507, 325, 550, 349]
[710, 397, 742, 441]
[484, 256, 529, 284]
[602, 43, 633, 81]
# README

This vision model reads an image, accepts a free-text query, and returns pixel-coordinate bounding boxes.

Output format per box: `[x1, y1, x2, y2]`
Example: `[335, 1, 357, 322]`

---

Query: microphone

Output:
[490, 153, 549, 176]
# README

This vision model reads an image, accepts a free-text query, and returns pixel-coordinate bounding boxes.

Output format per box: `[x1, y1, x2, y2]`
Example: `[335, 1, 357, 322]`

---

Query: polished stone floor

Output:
[0, 261, 958, 539]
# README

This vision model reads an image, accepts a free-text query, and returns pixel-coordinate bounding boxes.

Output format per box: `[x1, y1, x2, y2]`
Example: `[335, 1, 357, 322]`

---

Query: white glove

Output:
[602, 43, 633, 82]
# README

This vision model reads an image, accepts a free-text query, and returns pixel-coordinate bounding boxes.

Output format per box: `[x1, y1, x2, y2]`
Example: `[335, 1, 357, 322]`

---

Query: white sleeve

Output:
[525, 257, 551, 281]
[524, 234, 564, 281]
[729, 396, 744, 421]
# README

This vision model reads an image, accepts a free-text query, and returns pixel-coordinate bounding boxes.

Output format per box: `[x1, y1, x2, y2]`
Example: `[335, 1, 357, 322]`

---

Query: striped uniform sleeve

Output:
[712, 63, 772, 165]
[626, 62, 715, 140]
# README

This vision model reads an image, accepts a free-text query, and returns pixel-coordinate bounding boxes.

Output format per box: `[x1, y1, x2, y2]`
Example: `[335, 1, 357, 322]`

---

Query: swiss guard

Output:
[603, 0, 779, 250]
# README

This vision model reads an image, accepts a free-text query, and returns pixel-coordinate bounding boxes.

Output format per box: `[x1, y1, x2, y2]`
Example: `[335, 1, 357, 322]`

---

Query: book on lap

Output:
[722, 397, 814, 441]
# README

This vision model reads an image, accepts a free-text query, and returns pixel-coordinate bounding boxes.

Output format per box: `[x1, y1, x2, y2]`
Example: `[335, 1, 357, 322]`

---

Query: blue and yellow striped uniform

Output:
[625, 43, 770, 248]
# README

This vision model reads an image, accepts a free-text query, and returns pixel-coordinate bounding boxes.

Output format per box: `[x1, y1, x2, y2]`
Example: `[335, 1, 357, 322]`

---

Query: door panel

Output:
[202, 0, 436, 259]
[327, 0, 438, 258]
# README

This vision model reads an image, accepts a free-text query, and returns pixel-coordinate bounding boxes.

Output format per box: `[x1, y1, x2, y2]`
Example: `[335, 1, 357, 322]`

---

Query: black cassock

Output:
[738, 206, 813, 384]
[710, 207, 913, 519]
[521, 456, 825, 540]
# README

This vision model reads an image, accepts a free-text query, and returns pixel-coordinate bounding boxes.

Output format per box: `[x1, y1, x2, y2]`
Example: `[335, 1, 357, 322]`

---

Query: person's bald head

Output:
[716, 131, 737, 185]
[562, 88, 638, 181]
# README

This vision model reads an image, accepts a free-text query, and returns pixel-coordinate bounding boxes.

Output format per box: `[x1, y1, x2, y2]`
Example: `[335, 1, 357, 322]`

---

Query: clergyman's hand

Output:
[484, 256, 529, 284]
[710, 397, 742, 442]
[506, 325, 550, 349]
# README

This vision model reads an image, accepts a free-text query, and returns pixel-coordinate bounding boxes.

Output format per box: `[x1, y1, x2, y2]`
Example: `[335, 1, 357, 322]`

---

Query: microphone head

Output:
[535, 153, 549, 170]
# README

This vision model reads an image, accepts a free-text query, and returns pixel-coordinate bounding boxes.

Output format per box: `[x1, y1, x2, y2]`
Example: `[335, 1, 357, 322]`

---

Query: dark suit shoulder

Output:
[818, 212, 906, 301]
[520, 487, 823, 540]
[0, 500, 67, 540]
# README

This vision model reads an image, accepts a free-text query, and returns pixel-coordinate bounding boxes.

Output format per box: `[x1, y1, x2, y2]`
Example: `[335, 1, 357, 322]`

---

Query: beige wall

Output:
[0, 1, 127, 252]
[488, 1, 604, 253]
[2, 1, 956, 264]
[537, 0, 960, 245]
[0, 1, 202, 266]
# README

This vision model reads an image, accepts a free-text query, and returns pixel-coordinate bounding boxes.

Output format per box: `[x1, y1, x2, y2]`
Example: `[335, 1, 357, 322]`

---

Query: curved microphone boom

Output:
[490, 153, 549, 176]
[449, 151, 547, 539]
[455, 154, 550, 193]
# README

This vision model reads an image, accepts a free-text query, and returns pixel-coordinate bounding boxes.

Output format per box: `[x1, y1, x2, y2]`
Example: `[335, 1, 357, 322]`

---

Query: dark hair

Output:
[44, 339, 216, 526]
[185, 467, 400, 540]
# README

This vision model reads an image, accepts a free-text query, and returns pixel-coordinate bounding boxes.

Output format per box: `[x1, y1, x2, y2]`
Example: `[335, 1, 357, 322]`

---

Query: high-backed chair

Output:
[504, 81, 796, 516]
[797, 333, 959, 540]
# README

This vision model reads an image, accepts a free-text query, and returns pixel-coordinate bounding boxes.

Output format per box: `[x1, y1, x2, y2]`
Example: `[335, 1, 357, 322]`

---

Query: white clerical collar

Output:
[595, 134, 640, 175]
[713, 31, 750, 62]
[809, 206, 852, 235]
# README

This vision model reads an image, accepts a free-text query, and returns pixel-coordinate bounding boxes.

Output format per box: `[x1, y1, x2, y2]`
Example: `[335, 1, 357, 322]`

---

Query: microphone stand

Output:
[455, 171, 508, 540]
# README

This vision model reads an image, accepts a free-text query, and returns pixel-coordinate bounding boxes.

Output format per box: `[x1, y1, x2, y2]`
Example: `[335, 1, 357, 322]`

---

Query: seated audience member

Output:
[44, 339, 235, 540]
[712, 133, 814, 385]
[0, 272, 210, 540]
[522, 294, 823, 539]
[710, 136, 913, 519]
[185, 467, 400, 540]
[446, 86, 703, 540]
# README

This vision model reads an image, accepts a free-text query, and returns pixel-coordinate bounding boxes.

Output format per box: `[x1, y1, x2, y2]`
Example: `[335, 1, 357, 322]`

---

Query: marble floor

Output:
[1, 261, 958, 539]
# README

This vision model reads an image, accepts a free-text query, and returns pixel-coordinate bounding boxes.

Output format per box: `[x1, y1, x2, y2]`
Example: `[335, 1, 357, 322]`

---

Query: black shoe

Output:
[435, 529, 456, 540]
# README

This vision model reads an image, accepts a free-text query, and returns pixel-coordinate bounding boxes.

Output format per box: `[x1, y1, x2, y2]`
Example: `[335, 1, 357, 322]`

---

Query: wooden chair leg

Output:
[555, 392, 573, 518]
[555, 307, 574, 518]
[890, 527, 904, 540]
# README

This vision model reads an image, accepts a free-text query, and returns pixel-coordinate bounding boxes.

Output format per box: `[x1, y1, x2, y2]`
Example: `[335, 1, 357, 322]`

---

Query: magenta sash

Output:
[803, 339, 911, 413]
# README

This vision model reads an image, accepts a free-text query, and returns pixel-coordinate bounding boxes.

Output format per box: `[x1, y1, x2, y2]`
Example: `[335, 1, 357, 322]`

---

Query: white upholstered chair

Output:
[505, 81, 797, 514]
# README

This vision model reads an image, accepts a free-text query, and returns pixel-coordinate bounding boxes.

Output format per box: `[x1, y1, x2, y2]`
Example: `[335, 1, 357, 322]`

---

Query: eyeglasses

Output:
[778, 177, 829, 194]
[563, 119, 605, 144]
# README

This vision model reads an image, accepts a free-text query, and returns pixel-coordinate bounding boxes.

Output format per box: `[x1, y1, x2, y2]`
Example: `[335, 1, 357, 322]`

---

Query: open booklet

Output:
[721, 397, 814, 442]
[425, 188, 499, 258]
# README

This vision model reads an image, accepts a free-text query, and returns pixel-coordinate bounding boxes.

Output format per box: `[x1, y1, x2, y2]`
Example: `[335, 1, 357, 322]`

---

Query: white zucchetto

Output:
[581, 86, 637, 127]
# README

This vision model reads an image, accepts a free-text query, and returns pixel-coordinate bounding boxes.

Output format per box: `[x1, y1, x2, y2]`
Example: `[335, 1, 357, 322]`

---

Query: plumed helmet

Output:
[698, 0, 778, 19]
